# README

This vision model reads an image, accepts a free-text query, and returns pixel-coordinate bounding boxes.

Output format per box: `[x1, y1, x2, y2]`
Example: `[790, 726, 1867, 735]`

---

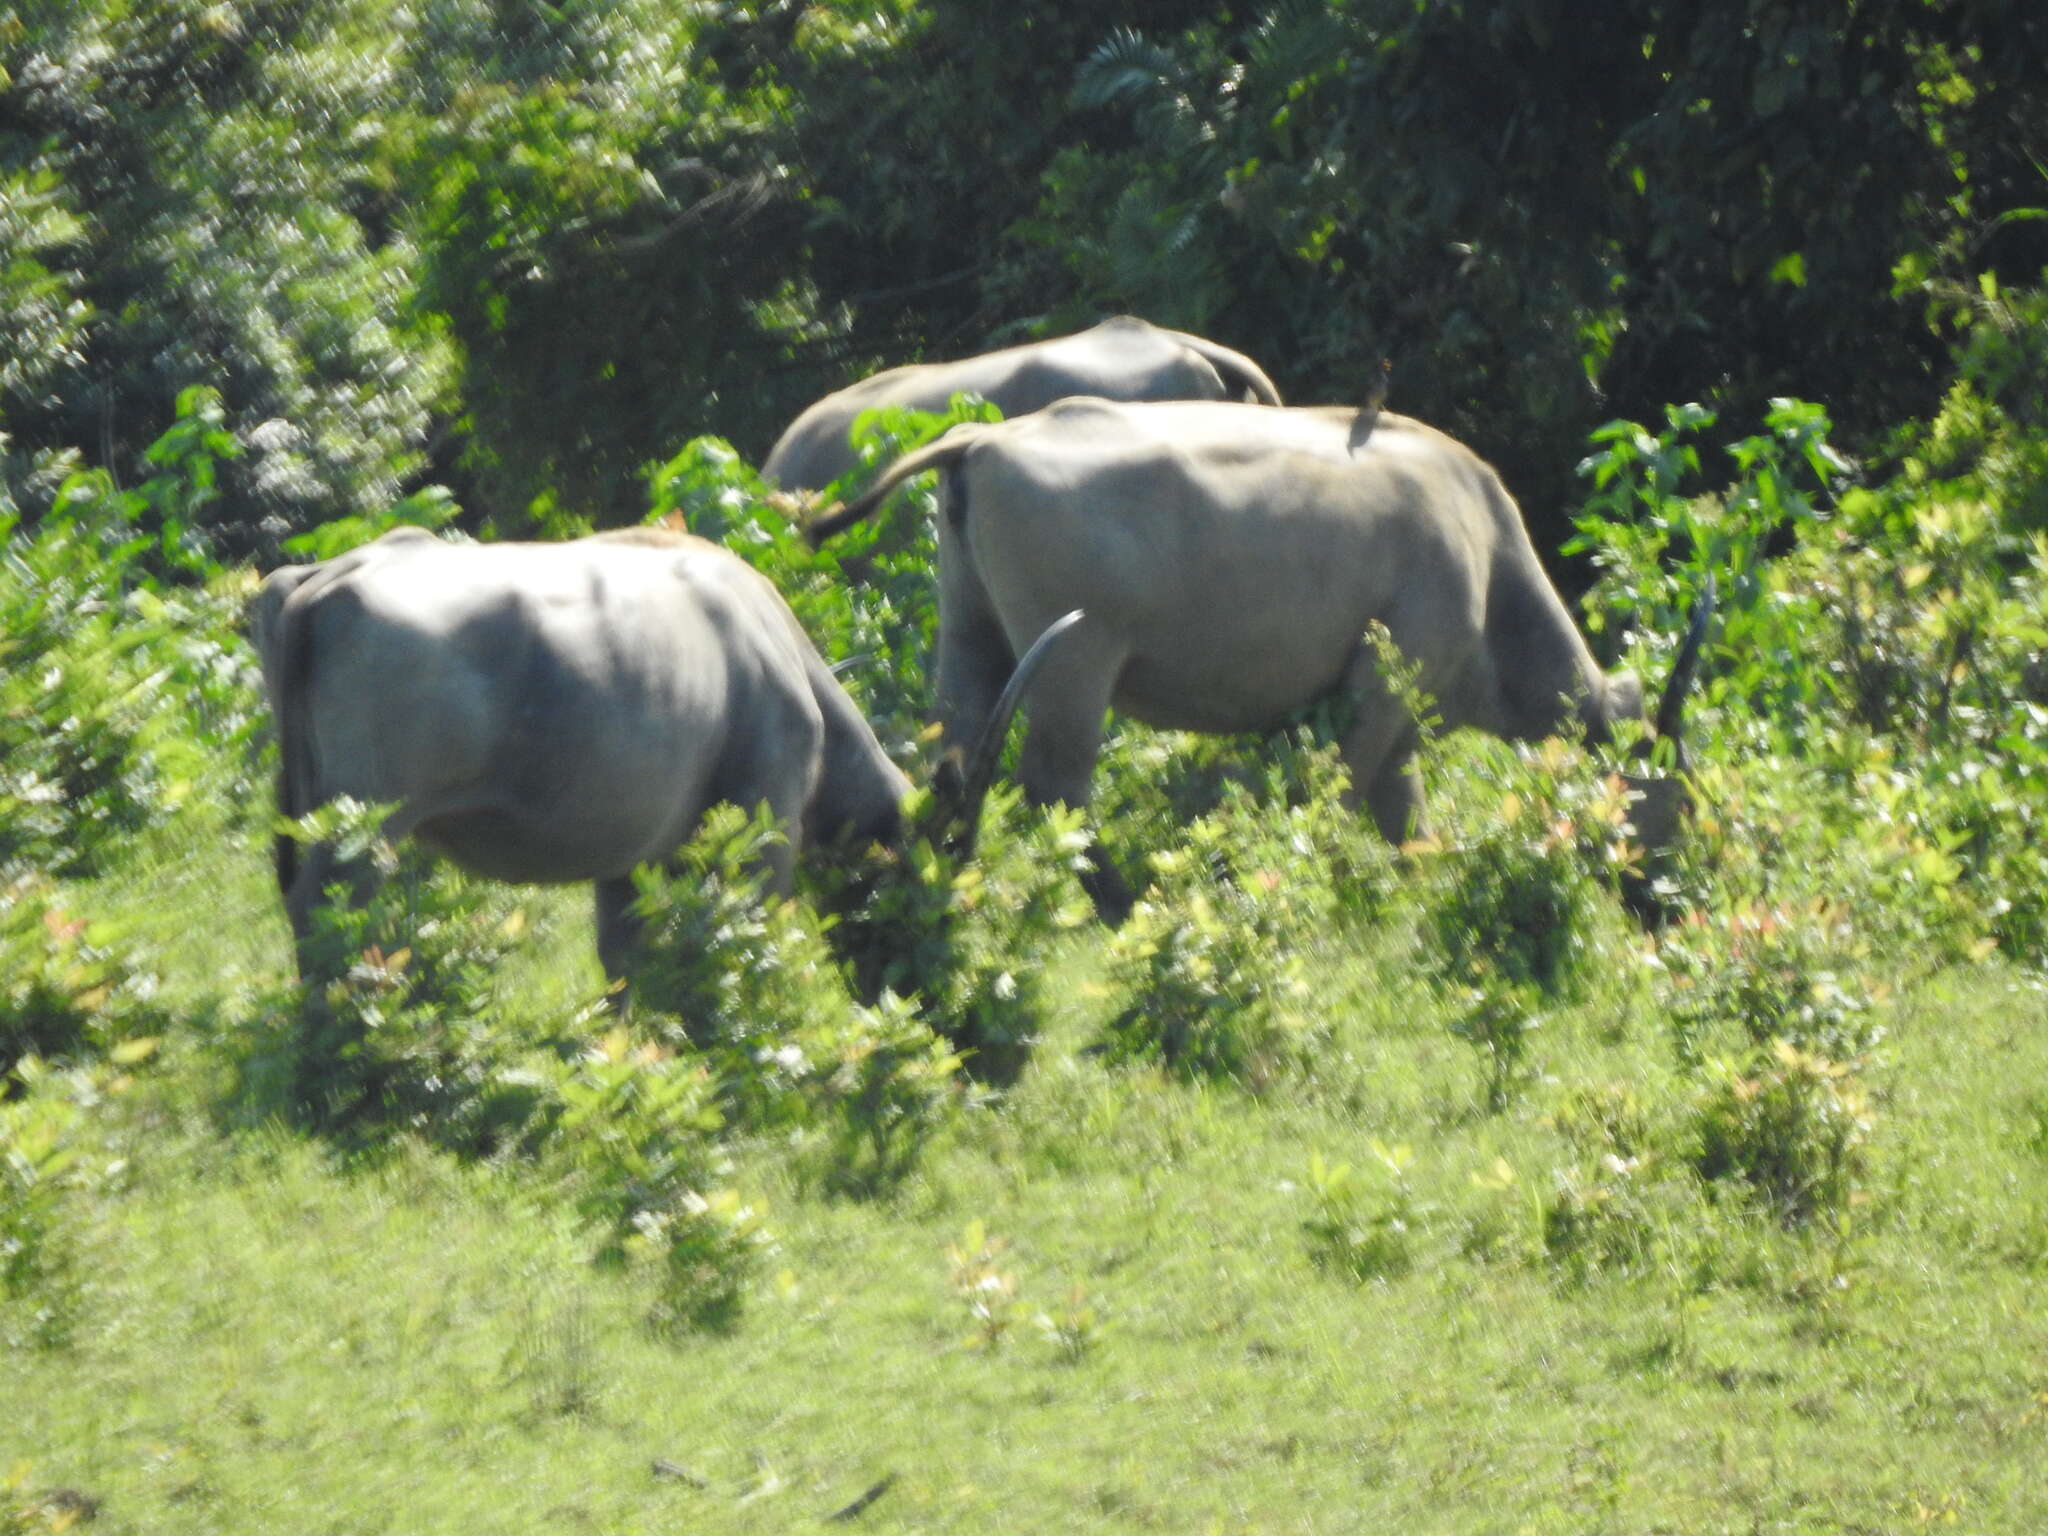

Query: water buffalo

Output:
[810, 398, 1710, 867]
[252, 525, 1077, 982]
[762, 316, 1284, 492]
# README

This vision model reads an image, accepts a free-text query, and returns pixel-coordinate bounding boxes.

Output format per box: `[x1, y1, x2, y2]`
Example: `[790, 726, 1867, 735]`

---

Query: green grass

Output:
[8, 809, 2047, 1535]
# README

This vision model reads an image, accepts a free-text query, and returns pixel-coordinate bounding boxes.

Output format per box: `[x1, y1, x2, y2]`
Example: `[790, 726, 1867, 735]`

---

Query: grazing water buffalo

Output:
[762, 316, 1284, 492]
[811, 398, 1710, 866]
[252, 525, 1077, 982]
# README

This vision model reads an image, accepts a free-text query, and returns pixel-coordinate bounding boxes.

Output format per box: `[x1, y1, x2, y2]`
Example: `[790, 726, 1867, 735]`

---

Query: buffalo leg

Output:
[1011, 632, 1135, 921]
[281, 836, 388, 1121]
[272, 768, 300, 897]
[282, 839, 382, 976]
[593, 874, 641, 1008]
[1332, 646, 1429, 845]
[934, 579, 1015, 761]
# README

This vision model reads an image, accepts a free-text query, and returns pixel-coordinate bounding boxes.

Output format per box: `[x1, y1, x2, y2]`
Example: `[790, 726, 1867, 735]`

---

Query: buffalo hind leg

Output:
[934, 580, 1017, 765]
[282, 839, 389, 977]
[1012, 631, 1135, 922]
[281, 837, 390, 1122]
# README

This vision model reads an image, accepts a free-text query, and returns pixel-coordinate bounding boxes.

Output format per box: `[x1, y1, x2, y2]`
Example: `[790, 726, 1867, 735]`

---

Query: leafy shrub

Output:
[286, 802, 533, 1151]
[625, 808, 845, 1076]
[274, 484, 463, 567]
[0, 520, 192, 877]
[1091, 726, 1400, 932]
[1, 1060, 94, 1348]
[1424, 740, 1634, 999]
[1691, 1041, 1874, 1228]
[1097, 819, 1317, 1088]
[1091, 729, 1268, 876]
[1446, 987, 1547, 1117]
[789, 989, 965, 1200]
[1206, 732, 1403, 932]
[1657, 900, 1884, 1066]
[1, 877, 166, 1081]
[1570, 389, 2048, 969]
[1091, 731, 1405, 1087]
[1422, 741, 1627, 1109]
[1, 389, 266, 874]
[627, 805, 965, 1196]
[1, 1064, 78, 1295]
[550, 1027, 765, 1335]
[816, 786, 1093, 1086]
[1569, 396, 1845, 737]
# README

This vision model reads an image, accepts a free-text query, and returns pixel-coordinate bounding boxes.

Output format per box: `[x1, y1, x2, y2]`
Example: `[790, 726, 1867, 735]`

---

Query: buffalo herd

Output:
[256, 317, 1708, 986]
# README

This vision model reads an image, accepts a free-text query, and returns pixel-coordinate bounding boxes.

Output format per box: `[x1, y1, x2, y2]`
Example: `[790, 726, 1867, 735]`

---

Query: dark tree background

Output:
[4, 0, 2045, 555]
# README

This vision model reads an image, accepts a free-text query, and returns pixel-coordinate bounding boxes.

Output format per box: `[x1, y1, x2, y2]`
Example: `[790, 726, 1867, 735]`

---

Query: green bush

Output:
[1, 1059, 99, 1349]
[626, 806, 965, 1196]
[1426, 817, 1597, 999]
[1091, 724, 1400, 931]
[286, 802, 533, 1151]
[1569, 387, 2048, 973]
[1097, 819, 1317, 1088]
[816, 786, 1092, 1086]
[0, 519, 192, 878]
[1657, 900, 1884, 1066]
[1691, 1041, 1874, 1229]
[548, 1028, 765, 1335]
[1, 389, 266, 875]
[1423, 741, 1623, 1109]
[625, 809, 842, 1071]
[0, 876, 166, 1080]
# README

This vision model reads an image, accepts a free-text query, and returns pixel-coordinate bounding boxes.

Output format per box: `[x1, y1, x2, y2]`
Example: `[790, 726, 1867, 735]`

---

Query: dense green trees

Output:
[2, 0, 449, 552]
[3, 0, 2044, 549]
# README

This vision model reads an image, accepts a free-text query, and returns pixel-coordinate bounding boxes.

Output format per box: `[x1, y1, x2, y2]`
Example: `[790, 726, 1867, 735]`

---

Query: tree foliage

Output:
[1, 0, 2044, 556]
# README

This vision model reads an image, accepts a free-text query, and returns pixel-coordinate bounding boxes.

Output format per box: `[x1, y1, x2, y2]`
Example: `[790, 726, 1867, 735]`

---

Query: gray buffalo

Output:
[252, 526, 1076, 982]
[761, 316, 1284, 492]
[811, 398, 1710, 876]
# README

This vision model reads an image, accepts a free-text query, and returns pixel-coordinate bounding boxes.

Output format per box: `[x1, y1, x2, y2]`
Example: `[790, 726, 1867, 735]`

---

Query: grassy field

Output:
[7, 792, 2047, 1534]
